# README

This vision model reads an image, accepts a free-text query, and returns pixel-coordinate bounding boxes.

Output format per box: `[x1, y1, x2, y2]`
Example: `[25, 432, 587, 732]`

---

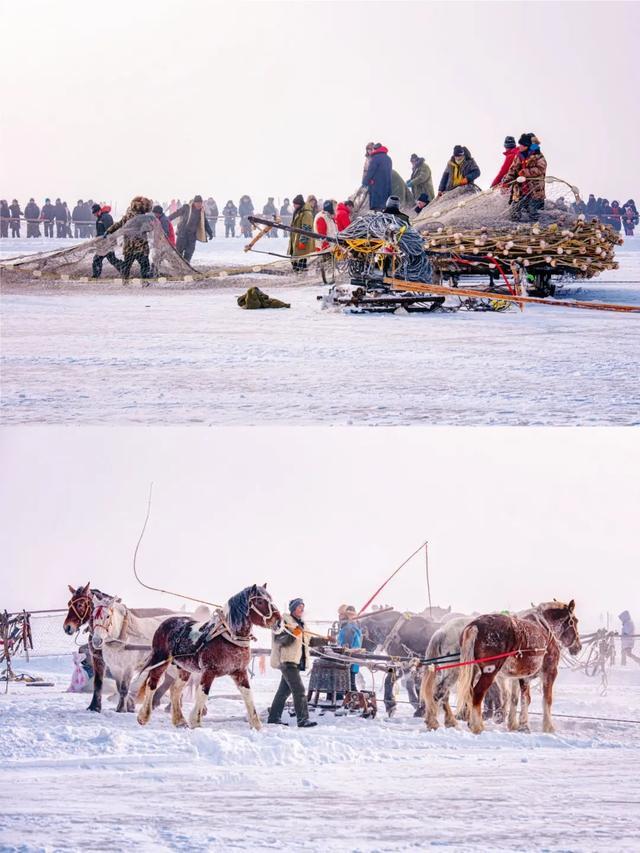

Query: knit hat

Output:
[91, 203, 101, 214]
[453, 145, 464, 156]
[518, 133, 533, 147]
[152, 205, 163, 215]
[385, 195, 401, 208]
[410, 153, 419, 161]
[504, 136, 516, 149]
[193, 194, 203, 203]
[292, 194, 304, 206]
[289, 598, 304, 613]
[417, 193, 430, 203]
[323, 199, 335, 214]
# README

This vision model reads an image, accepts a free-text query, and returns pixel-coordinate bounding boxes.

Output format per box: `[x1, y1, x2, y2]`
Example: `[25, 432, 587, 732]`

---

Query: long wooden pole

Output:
[383, 277, 640, 314]
[244, 222, 275, 252]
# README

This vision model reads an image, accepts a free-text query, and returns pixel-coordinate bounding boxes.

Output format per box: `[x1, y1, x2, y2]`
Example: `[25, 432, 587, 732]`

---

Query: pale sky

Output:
[2, 0, 639, 214]
[1, 427, 637, 629]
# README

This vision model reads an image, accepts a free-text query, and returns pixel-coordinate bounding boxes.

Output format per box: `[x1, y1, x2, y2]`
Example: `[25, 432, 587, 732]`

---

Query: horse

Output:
[63, 582, 112, 712]
[420, 615, 474, 730]
[456, 600, 581, 734]
[137, 584, 280, 730]
[91, 594, 193, 712]
[359, 609, 442, 716]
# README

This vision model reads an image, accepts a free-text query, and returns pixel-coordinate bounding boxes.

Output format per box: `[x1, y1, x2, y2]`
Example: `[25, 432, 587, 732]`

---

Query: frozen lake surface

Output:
[1, 654, 639, 852]
[1, 237, 639, 425]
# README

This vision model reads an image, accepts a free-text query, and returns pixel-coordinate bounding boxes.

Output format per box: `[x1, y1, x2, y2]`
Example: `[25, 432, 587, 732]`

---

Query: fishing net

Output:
[0, 214, 197, 281]
[339, 212, 432, 282]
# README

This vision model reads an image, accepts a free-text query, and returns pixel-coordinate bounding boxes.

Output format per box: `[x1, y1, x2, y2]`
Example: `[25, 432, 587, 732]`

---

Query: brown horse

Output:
[63, 582, 111, 712]
[137, 584, 280, 730]
[456, 600, 581, 735]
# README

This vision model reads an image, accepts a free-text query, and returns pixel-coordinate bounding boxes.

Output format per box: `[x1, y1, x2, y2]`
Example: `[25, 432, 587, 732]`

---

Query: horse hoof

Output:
[174, 719, 189, 729]
[518, 724, 531, 734]
[137, 714, 149, 726]
[444, 719, 458, 729]
[426, 721, 439, 731]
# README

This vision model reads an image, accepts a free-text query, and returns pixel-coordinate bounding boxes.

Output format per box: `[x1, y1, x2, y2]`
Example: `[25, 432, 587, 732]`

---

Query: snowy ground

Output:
[1, 654, 639, 852]
[1, 237, 639, 426]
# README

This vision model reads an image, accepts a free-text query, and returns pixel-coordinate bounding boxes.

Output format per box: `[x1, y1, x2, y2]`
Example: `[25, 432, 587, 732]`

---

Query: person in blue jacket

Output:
[362, 143, 393, 211]
[338, 605, 363, 691]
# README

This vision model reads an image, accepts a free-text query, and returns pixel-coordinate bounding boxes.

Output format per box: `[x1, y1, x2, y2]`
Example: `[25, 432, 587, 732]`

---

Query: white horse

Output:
[91, 594, 205, 712]
[420, 615, 474, 729]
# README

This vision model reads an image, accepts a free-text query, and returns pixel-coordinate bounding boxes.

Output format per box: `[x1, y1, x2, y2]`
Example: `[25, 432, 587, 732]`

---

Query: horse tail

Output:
[420, 665, 437, 712]
[455, 624, 478, 717]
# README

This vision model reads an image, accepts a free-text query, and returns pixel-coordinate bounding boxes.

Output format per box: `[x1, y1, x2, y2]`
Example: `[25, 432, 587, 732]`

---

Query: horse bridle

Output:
[535, 606, 579, 649]
[66, 593, 93, 627]
[92, 602, 115, 635]
[250, 593, 277, 626]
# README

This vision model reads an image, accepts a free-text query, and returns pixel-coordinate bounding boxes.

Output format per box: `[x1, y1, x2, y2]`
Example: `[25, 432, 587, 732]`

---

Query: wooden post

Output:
[244, 221, 276, 253]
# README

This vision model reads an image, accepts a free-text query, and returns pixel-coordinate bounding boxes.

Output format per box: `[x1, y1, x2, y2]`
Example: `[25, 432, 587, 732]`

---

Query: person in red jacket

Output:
[152, 205, 176, 247]
[335, 200, 353, 232]
[491, 136, 519, 189]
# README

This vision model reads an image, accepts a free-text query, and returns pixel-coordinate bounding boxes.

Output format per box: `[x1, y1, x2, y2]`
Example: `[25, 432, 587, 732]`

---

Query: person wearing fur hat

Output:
[238, 194, 254, 239]
[268, 598, 317, 727]
[288, 194, 314, 271]
[169, 195, 213, 262]
[107, 195, 154, 281]
[223, 200, 238, 237]
[407, 153, 435, 204]
[438, 145, 481, 196]
[505, 133, 547, 222]
[490, 136, 520, 189]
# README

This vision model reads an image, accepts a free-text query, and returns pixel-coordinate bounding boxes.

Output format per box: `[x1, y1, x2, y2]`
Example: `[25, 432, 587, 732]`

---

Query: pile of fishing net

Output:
[339, 212, 432, 283]
[410, 179, 622, 278]
[0, 214, 196, 281]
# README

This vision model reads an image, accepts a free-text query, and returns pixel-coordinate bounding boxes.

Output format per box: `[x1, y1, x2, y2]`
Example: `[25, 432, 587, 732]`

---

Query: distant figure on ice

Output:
[9, 199, 22, 237]
[609, 200, 622, 232]
[42, 198, 55, 238]
[623, 199, 638, 236]
[72, 199, 85, 237]
[335, 199, 353, 231]
[152, 204, 176, 247]
[362, 143, 392, 211]
[223, 200, 238, 237]
[407, 153, 435, 204]
[490, 135, 519, 188]
[54, 198, 67, 238]
[205, 197, 218, 237]
[106, 195, 154, 281]
[238, 195, 254, 238]
[288, 194, 314, 272]
[0, 200, 9, 238]
[619, 611, 640, 666]
[586, 194, 598, 218]
[262, 197, 278, 237]
[169, 195, 213, 262]
[437, 145, 481, 196]
[24, 198, 41, 237]
[279, 198, 292, 233]
[506, 134, 547, 222]
[91, 203, 121, 278]
[267, 598, 317, 728]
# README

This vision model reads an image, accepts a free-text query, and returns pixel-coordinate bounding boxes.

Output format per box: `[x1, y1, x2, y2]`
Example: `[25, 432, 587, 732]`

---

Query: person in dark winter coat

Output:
[438, 145, 481, 195]
[238, 195, 254, 238]
[586, 194, 598, 218]
[54, 198, 67, 238]
[268, 598, 317, 728]
[0, 200, 9, 238]
[205, 197, 218, 237]
[383, 195, 410, 225]
[262, 197, 278, 237]
[72, 200, 85, 237]
[25, 198, 41, 237]
[169, 195, 213, 262]
[622, 199, 638, 236]
[363, 143, 393, 211]
[42, 198, 55, 238]
[9, 199, 21, 237]
[619, 611, 640, 666]
[223, 200, 237, 237]
[407, 153, 435, 203]
[152, 204, 176, 247]
[609, 201, 622, 232]
[506, 134, 547, 222]
[288, 194, 314, 271]
[491, 136, 519, 188]
[91, 203, 121, 278]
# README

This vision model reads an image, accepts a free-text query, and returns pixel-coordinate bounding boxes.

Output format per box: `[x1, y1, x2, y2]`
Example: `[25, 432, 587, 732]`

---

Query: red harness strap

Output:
[435, 648, 544, 672]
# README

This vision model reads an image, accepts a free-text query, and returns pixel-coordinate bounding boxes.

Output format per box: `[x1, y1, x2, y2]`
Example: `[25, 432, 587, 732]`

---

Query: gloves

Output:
[291, 626, 303, 638]
[460, 178, 468, 185]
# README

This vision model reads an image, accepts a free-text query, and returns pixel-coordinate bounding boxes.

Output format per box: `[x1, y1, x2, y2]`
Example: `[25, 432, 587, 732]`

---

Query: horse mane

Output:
[226, 586, 254, 633]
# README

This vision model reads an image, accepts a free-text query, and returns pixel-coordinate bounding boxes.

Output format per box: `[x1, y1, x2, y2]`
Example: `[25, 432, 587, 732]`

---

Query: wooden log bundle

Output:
[423, 217, 623, 279]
